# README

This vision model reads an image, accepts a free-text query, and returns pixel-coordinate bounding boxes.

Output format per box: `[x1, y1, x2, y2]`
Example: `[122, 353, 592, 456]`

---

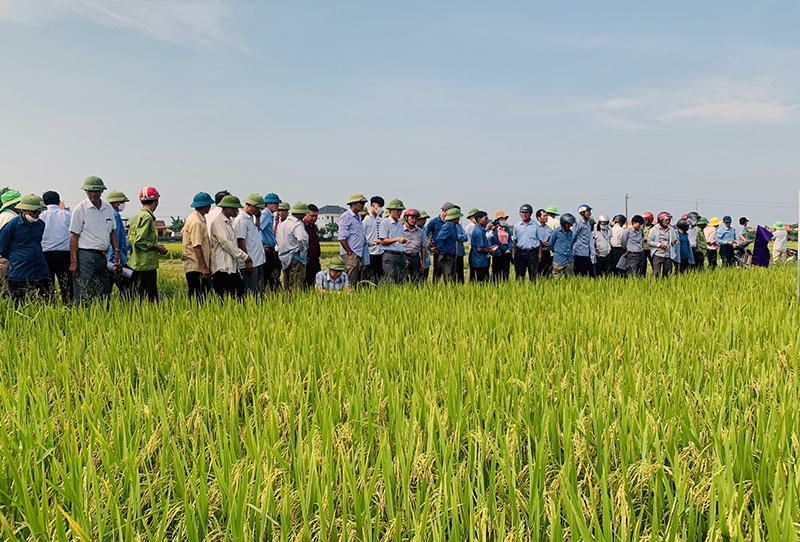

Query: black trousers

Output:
[439, 254, 457, 283]
[492, 252, 512, 281]
[692, 251, 704, 270]
[110, 268, 134, 297]
[367, 253, 384, 282]
[406, 254, 422, 283]
[305, 256, 321, 288]
[574, 255, 593, 277]
[43, 250, 73, 303]
[186, 272, 211, 301]
[719, 245, 735, 267]
[595, 255, 613, 277]
[473, 266, 490, 282]
[456, 256, 465, 283]
[8, 279, 52, 305]
[610, 247, 625, 276]
[514, 250, 539, 280]
[131, 269, 159, 302]
[538, 251, 552, 277]
[264, 248, 282, 291]
[679, 259, 692, 273]
[706, 250, 717, 269]
[641, 249, 651, 275]
[212, 271, 244, 299]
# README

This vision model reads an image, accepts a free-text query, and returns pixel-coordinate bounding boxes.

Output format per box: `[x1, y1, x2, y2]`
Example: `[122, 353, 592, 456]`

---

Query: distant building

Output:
[318, 205, 347, 229]
[154, 220, 169, 237]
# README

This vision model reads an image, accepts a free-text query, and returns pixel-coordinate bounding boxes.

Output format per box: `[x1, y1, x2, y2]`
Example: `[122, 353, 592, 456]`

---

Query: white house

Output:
[317, 205, 347, 230]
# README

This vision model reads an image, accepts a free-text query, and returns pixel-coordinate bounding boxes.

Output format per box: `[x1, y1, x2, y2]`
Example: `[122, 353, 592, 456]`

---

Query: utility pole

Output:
[695, 201, 698, 212]
[625, 194, 629, 219]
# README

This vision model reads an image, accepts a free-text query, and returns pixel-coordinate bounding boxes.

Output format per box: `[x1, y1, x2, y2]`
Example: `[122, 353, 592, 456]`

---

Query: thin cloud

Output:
[0, 0, 243, 48]
[580, 77, 800, 128]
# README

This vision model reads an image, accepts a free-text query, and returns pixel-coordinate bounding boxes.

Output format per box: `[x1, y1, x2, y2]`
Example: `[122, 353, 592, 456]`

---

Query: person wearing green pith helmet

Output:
[0, 189, 22, 294]
[277, 201, 309, 293]
[209, 195, 251, 298]
[315, 255, 350, 293]
[771, 222, 788, 263]
[0, 195, 52, 304]
[464, 207, 480, 281]
[105, 190, 134, 297]
[545, 206, 560, 231]
[69, 176, 122, 305]
[434, 207, 463, 283]
[379, 198, 409, 284]
[417, 210, 431, 280]
[234, 193, 267, 295]
[338, 192, 368, 287]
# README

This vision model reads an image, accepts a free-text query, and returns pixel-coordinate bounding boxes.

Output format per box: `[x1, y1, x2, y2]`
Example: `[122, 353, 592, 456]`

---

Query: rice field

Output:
[0, 265, 798, 541]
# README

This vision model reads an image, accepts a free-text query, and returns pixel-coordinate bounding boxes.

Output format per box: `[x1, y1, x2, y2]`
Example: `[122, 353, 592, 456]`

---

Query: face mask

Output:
[600, 224, 608, 230]
[25, 214, 39, 224]
[117, 203, 126, 212]
[376, 207, 383, 216]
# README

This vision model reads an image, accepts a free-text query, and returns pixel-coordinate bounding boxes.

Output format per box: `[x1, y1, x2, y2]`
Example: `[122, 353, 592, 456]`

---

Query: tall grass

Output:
[0, 266, 798, 541]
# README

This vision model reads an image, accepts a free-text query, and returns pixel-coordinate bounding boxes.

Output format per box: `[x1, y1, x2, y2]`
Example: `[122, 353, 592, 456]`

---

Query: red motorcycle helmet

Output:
[643, 212, 654, 223]
[657, 211, 672, 223]
[139, 186, 161, 202]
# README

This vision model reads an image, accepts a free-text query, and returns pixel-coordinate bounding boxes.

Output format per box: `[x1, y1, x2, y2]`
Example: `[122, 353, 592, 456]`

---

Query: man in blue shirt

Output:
[261, 192, 282, 291]
[469, 211, 493, 282]
[548, 213, 575, 278]
[454, 206, 469, 283]
[716, 215, 736, 267]
[106, 190, 133, 296]
[379, 198, 409, 284]
[338, 192, 368, 286]
[735, 217, 750, 262]
[435, 207, 462, 283]
[572, 204, 594, 277]
[426, 202, 455, 280]
[0, 195, 51, 304]
[513, 203, 545, 281]
[620, 215, 645, 277]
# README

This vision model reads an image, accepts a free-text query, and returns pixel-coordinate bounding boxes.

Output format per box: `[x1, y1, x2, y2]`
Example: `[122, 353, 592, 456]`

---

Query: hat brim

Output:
[191, 200, 214, 208]
[1, 197, 22, 211]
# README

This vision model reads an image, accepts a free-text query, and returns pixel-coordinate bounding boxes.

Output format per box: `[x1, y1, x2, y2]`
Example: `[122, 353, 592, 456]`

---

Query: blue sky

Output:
[1, 0, 798, 225]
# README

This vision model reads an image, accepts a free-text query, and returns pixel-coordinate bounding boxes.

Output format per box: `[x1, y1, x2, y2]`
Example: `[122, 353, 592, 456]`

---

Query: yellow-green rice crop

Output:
[0, 265, 798, 541]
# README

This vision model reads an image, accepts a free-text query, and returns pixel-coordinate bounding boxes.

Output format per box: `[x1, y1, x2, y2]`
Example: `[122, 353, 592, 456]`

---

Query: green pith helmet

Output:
[244, 193, 266, 208]
[81, 176, 107, 191]
[696, 217, 709, 226]
[347, 192, 368, 205]
[289, 201, 310, 215]
[386, 198, 405, 211]
[774, 222, 784, 230]
[329, 255, 347, 271]
[106, 190, 129, 203]
[0, 190, 22, 211]
[16, 194, 46, 211]
[278, 201, 290, 211]
[546, 206, 559, 215]
[445, 208, 463, 221]
[218, 195, 243, 209]
[467, 208, 480, 218]
[418, 210, 429, 219]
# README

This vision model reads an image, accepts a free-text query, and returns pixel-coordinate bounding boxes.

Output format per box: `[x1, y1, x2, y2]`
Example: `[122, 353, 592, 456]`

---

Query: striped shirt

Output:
[209, 213, 248, 274]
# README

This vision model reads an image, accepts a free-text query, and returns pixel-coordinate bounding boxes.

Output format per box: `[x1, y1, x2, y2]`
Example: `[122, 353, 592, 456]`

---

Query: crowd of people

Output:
[0, 177, 791, 304]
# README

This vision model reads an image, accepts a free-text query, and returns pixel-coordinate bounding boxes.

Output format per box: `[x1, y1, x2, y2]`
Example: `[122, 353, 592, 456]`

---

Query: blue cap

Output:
[191, 192, 215, 208]
[723, 215, 732, 223]
[264, 193, 281, 204]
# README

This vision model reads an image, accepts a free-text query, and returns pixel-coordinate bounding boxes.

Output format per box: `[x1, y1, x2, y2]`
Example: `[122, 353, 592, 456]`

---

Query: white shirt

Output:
[40, 204, 72, 252]
[546, 216, 559, 231]
[363, 213, 384, 256]
[209, 213, 248, 274]
[206, 206, 222, 237]
[276, 215, 309, 269]
[465, 222, 475, 249]
[0, 209, 17, 232]
[233, 212, 266, 268]
[773, 229, 788, 252]
[69, 198, 116, 251]
[610, 224, 625, 248]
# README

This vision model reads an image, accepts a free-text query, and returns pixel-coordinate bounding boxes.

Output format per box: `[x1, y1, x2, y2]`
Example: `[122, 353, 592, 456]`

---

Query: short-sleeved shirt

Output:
[181, 210, 211, 274]
[234, 212, 266, 268]
[513, 220, 540, 250]
[338, 209, 366, 256]
[40, 205, 71, 252]
[469, 224, 490, 268]
[379, 216, 405, 253]
[773, 229, 788, 252]
[315, 269, 350, 291]
[0, 215, 49, 282]
[69, 198, 116, 251]
[404, 224, 426, 256]
[363, 213, 384, 256]
[548, 228, 574, 266]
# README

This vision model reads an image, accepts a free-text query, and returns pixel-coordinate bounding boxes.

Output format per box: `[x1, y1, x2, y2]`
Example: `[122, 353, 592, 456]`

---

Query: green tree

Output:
[169, 216, 185, 233]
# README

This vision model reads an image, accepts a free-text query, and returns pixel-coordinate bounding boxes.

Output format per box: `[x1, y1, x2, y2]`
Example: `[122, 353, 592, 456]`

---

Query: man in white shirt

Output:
[210, 195, 251, 298]
[206, 190, 230, 237]
[772, 222, 789, 263]
[234, 193, 267, 296]
[40, 191, 73, 303]
[69, 176, 122, 305]
[610, 214, 626, 275]
[277, 201, 310, 293]
[363, 196, 384, 282]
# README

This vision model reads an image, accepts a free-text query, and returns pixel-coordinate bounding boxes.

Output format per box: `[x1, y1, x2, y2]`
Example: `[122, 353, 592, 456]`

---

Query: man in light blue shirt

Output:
[512, 203, 539, 280]
[260, 192, 282, 291]
[469, 211, 492, 282]
[716, 215, 736, 267]
[548, 214, 575, 278]
[572, 204, 594, 277]
[735, 217, 750, 262]
[338, 192, 368, 286]
[378, 198, 409, 284]
[40, 191, 74, 303]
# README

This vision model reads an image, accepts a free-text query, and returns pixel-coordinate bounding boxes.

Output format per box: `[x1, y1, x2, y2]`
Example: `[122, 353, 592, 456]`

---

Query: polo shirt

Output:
[69, 198, 116, 251]
[379, 216, 405, 253]
[513, 220, 540, 250]
[234, 212, 266, 268]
